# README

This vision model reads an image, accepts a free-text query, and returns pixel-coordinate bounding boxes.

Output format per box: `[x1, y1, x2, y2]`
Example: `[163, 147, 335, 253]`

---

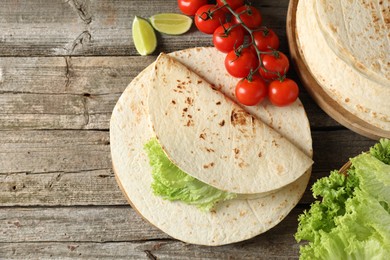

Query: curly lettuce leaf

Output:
[370, 138, 390, 165]
[296, 138, 390, 259]
[144, 138, 236, 211]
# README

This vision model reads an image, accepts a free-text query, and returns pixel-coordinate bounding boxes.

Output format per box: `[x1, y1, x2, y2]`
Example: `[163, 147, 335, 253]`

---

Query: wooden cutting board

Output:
[286, 0, 390, 140]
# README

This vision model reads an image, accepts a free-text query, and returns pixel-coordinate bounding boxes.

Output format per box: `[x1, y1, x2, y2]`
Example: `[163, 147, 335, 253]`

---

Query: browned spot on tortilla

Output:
[258, 152, 262, 158]
[216, 101, 221, 105]
[240, 211, 247, 216]
[206, 148, 215, 153]
[219, 120, 225, 126]
[199, 133, 206, 139]
[197, 80, 202, 84]
[203, 162, 215, 169]
[231, 109, 248, 126]
[186, 119, 194, 127]
[187, 114, 192, 118]
[345, 98, 350, 103]
[234, 148, 240, 155]
[277, 165, 284, 175]
[185, 97, 193, 105]
[171, 100, 176, 105]
[183, 108, 188, 112]
[272, 140, 279, 147]
[238, 160, 247, 168]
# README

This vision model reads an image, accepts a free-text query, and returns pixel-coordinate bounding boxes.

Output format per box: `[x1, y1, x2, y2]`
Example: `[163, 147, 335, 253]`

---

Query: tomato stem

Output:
[221, 0, 281, 79]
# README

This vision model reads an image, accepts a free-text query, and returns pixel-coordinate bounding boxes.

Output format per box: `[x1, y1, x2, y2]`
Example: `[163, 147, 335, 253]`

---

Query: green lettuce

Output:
[296, 138, 390, 259]
[144, 138, 237, 211]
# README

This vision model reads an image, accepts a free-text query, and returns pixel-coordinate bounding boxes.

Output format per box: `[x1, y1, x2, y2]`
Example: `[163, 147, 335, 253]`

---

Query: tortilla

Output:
[110, 47, 312, 245]
[315, 0, 389, 86]
[296, 0, 390, 132]
[148, 53, 312, 194]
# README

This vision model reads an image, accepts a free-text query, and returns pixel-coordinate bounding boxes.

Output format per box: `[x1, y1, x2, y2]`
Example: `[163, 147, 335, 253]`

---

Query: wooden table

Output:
[0, 0, 376, 259]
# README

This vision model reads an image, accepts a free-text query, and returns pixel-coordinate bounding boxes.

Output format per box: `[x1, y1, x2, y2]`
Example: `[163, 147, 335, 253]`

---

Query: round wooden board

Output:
[286, 0, 389, 140]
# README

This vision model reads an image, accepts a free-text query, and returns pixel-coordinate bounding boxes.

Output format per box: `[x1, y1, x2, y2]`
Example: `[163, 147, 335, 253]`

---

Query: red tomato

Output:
[233, 6, 262, 29]
[194, 5, 227, 34]
[178, 0, 208, 16]
[213, 23, 245, 53]
[259, 51, 290, 80]
[235, 75, 267, 106]
[217, 0, 245, 10]
[252, 28, 280, 51]
[225, 48, 259, 78]
[268, 78, 299, 106]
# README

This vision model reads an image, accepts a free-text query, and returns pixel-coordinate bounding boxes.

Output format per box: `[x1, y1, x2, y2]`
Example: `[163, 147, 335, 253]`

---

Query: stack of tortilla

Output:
[110, 47, 313, 245]
[295, 0, 390, 136]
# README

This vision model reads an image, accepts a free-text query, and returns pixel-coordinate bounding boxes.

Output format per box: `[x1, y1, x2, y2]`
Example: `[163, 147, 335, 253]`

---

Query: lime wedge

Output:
[149, 13, 192, 35]
[132, 16, 157, 56]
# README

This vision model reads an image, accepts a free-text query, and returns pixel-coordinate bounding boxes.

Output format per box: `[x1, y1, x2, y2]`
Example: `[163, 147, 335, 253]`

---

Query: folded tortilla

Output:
[148, 53, 312, 194]
[296, 0, 390, 132]
[110, 47, 313, 245]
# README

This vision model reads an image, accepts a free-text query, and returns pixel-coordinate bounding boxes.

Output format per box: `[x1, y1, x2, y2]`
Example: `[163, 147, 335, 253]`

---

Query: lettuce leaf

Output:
[296, 138, 390, 259]
[144, 138, 236, 211]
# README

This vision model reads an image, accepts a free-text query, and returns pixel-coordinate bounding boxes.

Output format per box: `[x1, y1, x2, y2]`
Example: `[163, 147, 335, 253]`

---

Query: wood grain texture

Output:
[286, 0, 390, 140]
[0, 207, 302, 259]
[0, 0, 290, 57]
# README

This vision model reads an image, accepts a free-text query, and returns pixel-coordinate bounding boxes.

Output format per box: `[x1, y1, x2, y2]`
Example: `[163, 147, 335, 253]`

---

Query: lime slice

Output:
[149, 13, 192, 35]
[132, 16, 157, 56]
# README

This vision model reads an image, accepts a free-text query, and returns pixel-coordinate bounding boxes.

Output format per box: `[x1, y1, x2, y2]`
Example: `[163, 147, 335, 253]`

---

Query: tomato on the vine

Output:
[178, 0, 208, 16]
[235, 75, 267, 106]
[259, 51, 289, 80]
[268, 78, 299, 106]
[213, 23, 245, 53]
[233, 6, 262, 29]
[252, 28, 280, 51]
[217, 0, 245, 10]
[194, 5, 227, 34]
[225, 48, 259, 78]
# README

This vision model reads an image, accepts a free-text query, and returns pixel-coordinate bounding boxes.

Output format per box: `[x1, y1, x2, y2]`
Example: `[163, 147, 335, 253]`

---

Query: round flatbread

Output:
[315, 0, 389, 85]
[110, 47, 312, 246]
[296, 0, 390, 132]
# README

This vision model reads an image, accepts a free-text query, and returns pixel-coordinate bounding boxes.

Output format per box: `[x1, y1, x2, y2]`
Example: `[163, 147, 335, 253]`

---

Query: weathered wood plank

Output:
[0, 206, 303, 258]
[0, 206, 168, 243]
[0, 238, 300, 260]
[0, 169, 127, 206]
[0, 129, 375, 206]
[0, 0, 291, 57]
[0, 130, 111, 174]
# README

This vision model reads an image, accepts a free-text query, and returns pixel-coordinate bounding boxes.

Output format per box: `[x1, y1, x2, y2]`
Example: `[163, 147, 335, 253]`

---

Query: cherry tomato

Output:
[217, 0, 245, 10]
[178, 0, 208, 16]
[195, 5, 227, 34]
[233, 6, 262, 29]
[225, 48, 259, 78]
[259, 51, 290, 80]
[268, 78, 299, 106]
[213, 23, 245, 53]
[252, 28, 280, 51]
[235, 75, 267, 106]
